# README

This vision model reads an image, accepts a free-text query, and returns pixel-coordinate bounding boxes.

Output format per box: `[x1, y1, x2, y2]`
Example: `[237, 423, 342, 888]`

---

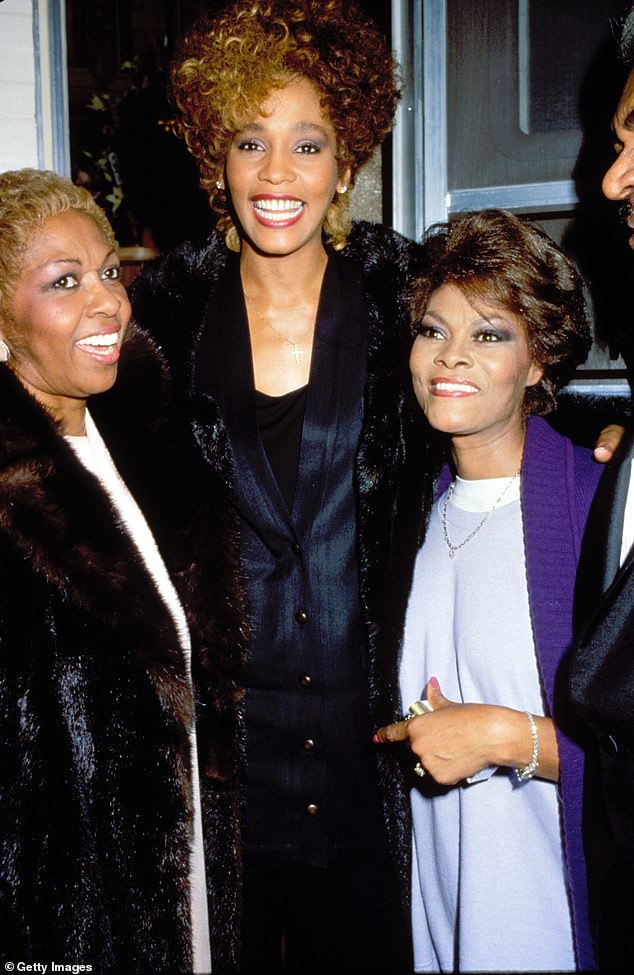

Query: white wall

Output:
[0, 0, 69, 174]
[0, 0, 39, 170]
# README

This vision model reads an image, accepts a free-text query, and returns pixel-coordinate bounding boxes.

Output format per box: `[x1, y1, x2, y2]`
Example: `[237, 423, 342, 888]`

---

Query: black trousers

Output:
[240, 856, 412, 974]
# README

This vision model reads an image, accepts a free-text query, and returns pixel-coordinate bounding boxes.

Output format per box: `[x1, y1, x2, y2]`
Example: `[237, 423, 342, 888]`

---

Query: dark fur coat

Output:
[0, 330, 245, 973]
[131, 222, 436, 906]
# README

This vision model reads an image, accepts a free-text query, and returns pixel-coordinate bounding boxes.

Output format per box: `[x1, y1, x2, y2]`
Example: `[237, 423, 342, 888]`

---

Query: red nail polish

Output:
[429, 676, 440, 690]
[372, 732, 380, 744]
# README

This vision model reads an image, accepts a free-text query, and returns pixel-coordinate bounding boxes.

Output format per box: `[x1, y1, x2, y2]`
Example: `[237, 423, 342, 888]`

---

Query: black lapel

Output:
[191, 253, 367, 545]
[575, 428, 634, 621]
[291, 254, 367, 534]
[599, 429, 634, 586]
[192, 257, 295, 544]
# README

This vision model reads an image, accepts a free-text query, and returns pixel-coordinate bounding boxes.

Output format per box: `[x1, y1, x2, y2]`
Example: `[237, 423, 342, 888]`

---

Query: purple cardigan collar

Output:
[436, 415, 601, 970]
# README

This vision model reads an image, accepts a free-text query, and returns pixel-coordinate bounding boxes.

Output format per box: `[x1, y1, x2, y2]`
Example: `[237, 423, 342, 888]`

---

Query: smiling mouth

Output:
[76, 331, 120, 357]
[431, 380, 479, 395]
[251, 197, 305, 224]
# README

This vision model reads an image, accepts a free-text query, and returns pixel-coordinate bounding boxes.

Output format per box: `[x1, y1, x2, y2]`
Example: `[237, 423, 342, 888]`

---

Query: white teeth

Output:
[253, 199, 304, 220]
[77, 332, 118, 348]
[433, 382, 478, 393]
[254, 198, 303, 212]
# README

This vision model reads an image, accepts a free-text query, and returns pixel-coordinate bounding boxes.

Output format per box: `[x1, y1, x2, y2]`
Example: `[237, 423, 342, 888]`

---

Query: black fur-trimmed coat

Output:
[131, 222, 435, 907]
[0, 330, 245, 973]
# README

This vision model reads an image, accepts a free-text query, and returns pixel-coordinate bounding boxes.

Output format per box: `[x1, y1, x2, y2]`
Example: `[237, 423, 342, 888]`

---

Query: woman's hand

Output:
[374, 677, 560, 785]
[594, 423, 626, 463]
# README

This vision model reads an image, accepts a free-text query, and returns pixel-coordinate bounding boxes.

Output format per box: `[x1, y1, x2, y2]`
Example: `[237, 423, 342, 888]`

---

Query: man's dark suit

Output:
[570, 430, 634, 968]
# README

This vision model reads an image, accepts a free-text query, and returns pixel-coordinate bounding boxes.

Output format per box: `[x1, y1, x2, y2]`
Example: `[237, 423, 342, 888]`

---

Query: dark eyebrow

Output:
[423, 309, 510, 327]
[35, 248, 118, 272]
[421, 309, 447, 325]
[237, 121, 330, 138]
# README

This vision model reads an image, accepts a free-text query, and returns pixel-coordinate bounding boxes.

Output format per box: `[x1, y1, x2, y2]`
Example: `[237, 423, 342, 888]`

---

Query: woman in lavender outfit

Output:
[377, 209, 600, 973]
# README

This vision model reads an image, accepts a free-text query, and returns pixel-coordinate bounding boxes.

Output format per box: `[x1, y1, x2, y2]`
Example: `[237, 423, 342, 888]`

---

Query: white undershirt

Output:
[66, 410, 212, 974]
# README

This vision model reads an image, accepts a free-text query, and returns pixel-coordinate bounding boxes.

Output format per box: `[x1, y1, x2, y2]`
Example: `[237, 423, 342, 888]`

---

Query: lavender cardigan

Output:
[436, 415, 601, 971]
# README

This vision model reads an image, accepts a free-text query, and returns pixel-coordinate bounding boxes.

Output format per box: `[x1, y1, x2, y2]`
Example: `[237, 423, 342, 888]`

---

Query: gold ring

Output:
[408, 699, 433, 718]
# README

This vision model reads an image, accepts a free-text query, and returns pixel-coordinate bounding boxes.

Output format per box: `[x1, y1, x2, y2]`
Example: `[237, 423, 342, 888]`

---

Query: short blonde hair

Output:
[0, 168, 115, 312]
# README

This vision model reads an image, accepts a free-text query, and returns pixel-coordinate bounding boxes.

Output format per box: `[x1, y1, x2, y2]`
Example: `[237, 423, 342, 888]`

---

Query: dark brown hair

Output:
[408, 209, 592, 415]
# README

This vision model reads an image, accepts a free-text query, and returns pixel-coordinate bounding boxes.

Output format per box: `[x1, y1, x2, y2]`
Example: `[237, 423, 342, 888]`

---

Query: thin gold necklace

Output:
[244, 292, 315, 366]
[262, 316, 314, 366]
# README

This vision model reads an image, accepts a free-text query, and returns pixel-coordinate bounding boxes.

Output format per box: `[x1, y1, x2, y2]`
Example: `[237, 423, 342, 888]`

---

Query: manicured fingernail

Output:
[429, 676, 440, 690]
[372, 732, 381, 744]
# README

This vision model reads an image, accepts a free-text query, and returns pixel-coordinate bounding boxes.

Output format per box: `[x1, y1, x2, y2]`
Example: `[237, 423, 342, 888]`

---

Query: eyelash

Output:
[475, 329, 504, 343]
[235, 139, 321, 155]
[236, 139, 264, 152]
[52, 275, 78, 290]
[416, 324, 445, 340]
[51, 266, 121, 290]
[416, 324, 506, 343]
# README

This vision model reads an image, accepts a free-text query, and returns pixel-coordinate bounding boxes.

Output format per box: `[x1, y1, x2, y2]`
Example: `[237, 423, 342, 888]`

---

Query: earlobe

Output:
[526, 361, 544, 387]
[338, 165, 352, 193]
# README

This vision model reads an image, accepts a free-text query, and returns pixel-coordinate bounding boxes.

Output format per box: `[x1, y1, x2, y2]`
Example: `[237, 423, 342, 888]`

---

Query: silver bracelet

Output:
[515, 711, 539, 782]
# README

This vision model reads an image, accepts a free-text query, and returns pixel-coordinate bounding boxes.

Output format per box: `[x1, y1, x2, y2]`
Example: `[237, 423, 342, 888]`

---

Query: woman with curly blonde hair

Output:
[131, 1, 426, 971]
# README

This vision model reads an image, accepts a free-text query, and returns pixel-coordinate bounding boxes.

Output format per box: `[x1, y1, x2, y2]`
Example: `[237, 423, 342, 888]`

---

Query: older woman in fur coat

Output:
[0, 170, 244, 974]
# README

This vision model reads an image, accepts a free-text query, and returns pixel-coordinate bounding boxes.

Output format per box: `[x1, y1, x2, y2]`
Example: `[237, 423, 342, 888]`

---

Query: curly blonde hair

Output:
[0, 168, 115, 314]
[171, 0, 401, 250]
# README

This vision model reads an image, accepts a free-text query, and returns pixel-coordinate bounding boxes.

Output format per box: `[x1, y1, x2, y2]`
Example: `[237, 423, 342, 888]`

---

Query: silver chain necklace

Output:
[441, 469, 521, 558]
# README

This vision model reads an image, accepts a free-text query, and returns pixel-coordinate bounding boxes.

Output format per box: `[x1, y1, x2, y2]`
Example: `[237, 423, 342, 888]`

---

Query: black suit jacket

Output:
[131, 222, 435, 908]
[570, 428, 634, 967]
[192, 252, 390, 868]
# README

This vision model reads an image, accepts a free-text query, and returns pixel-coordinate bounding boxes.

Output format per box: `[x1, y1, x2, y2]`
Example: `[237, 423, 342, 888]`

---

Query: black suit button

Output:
[291, 542, 301, 556]
[299, 674, 312, 687]
[599, 733, 620, 755]
[303, 739, 315, 751]
[306, 803, 319, 816]
[295, 609, 307, 625]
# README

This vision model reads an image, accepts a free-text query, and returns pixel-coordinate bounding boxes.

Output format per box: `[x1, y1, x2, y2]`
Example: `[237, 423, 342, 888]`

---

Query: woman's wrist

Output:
[515, 712, 539, 781]
[486, 706, 537, 769]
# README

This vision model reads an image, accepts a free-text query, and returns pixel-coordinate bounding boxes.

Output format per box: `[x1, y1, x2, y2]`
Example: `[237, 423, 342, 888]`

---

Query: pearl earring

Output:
[216, 180, 225, 191]
[337, 185, 348, 194]
[0, 339, 10, 363]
